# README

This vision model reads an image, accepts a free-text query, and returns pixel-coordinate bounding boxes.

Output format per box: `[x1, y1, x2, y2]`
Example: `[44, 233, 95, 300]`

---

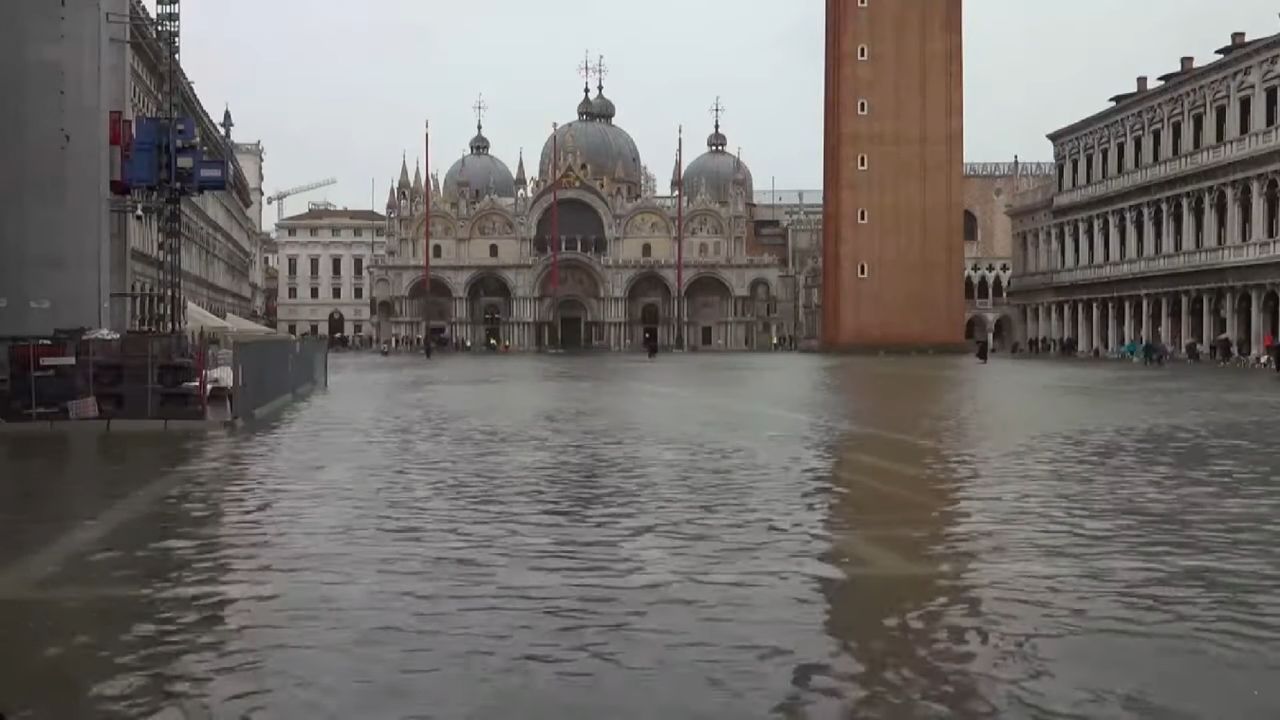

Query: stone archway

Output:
[406, 276, 454, 344]
[468, 274, 513, 350]
[685, 274, 733, 349]
[1264, 290, 1280, 347]
[539, 260, 604, 349]
[964, 315, 988, 343]
[627, 273, 673, 350]
[993, 315, 1014, 352]
[535, 198, 608, 256]
[1236, 291, 1254, 356]
[327, 309, 345, 340]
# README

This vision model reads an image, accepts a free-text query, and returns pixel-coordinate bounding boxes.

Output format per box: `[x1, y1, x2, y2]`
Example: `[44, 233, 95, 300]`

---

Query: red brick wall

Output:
[822, 0, 965, 350]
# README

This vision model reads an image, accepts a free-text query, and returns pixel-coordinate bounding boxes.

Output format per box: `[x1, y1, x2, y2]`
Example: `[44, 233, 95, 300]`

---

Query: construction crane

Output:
[267, 177, 338, 220]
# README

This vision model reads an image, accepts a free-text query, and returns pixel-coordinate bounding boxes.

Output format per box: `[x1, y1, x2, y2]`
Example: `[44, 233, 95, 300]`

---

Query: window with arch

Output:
[964, 210, 979, 244]
[857, 44, 869, 61]
[641, 242, 652, 258]
[432, 243, 442, 259]
[488, 243, 498, 258]
[857, 154, 868, 170]
[857, 99, 869, 115]
[698, 242, 709, 258]
[857, 208, 868, 224]
[857, 263, 869, 279]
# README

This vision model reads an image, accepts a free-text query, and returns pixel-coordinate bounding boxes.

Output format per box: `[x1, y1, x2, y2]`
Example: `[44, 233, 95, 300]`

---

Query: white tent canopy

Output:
[224, 312, 277, 334]
[185, 301, 233, 332]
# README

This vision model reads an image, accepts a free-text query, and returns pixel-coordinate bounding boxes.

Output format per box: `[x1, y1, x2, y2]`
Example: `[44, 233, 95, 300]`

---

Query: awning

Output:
[224, 312, 278, 334]
[186, 302, 233, 332]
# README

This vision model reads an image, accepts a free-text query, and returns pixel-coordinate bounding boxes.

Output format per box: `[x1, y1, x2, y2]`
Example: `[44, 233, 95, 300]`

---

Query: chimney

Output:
[1180, 56, 1195, 72]
[1136, 75, 1149, 93]
[1232, 32, 1247, 46]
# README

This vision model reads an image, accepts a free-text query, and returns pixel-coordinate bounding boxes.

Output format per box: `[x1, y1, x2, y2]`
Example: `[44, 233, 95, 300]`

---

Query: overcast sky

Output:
[163, 0, 1280, 212]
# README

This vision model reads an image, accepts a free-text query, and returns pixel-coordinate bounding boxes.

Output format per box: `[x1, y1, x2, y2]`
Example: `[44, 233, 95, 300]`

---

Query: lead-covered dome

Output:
[683, 119, 753, 204]
[539, 82, 642, 191]
[444, 121, 515, 199]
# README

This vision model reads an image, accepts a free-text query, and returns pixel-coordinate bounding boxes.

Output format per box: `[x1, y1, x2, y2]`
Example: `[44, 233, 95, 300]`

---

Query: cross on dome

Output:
[710, 96, 726, 132]
[594, 54, 608, 91]
[472, 93, 488, 131]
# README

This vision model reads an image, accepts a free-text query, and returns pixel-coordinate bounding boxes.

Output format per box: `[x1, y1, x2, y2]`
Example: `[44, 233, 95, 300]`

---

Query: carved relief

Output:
[473, 215, 515, 237]
[626, 212, 667, 236]
[429, 218, 455, 237]
[688, 215, 724, 237]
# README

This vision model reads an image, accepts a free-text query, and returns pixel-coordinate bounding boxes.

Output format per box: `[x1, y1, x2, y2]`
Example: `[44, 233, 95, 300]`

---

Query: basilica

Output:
[369, 75, 790, 351]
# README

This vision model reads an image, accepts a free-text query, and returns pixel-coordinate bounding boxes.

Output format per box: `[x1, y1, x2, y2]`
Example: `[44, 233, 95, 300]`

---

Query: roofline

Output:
[1047, 31, 1280, 143]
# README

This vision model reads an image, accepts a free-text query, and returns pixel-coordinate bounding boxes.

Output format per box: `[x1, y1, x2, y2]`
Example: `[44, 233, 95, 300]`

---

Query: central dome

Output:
[539, 83, 642, 191]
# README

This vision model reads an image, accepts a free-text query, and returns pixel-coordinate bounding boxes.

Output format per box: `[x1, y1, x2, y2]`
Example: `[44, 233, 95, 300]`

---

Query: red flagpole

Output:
[430, 119, 435, 348]
[676, 125, 684, 349]
[551, 122, 560, 346]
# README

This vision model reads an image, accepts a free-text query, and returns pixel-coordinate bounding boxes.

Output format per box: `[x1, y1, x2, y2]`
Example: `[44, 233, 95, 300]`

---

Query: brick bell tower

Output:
[822, 0, 966, 351]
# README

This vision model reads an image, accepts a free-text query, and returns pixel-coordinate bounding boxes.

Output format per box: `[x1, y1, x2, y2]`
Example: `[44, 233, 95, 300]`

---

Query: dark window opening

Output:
[1071, 158, 1080, 186]
[641, 242, 652, 258]
[1151, 129, 1162, 162]
[354, 286, 363, 300]
[1057, 162, 1065, 192]
[1101, 148, 1110, 179]
[309, 287, 319, 300]
[964, 210, 979, 243]
[1133, 135, 1144, 168]
[287, 287, 297, 299]
[331, 257, 341, 276]
[1116, 141, 1127, 172]
[1267, 87, 1278, 128]
[1215, 105, 1228, 143]
[488, 243, 498, 258]
[1192, 112, 1205, 150]
[1171, 121, 1183, 156]
[309, 257, 319, 277]
[353, 257, 363, 275]
[432, 243, 442, 259]
[287, 257, 297, 276]
[1239, 96, 1253, 135]
[1085, 154, 1094, 184]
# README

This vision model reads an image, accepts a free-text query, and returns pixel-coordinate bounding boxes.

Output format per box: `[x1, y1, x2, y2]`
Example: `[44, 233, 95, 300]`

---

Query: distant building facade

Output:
[963, 162, 1057, 351]
[275, 209, 388, 339]
[369, 77, 802, 352]
[822, 0, 965, 350]
[1011, 30, 1280, 357]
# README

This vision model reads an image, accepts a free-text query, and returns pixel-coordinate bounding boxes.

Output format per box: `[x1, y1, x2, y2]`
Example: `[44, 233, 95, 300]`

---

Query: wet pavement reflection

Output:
[2, 353, 1279, 719]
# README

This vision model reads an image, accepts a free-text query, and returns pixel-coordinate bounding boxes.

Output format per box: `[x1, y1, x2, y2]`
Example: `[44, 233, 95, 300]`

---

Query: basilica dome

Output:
[683, 120, 753, 204]
[444, 124, 516, 199]
[539, 85, 642, 191]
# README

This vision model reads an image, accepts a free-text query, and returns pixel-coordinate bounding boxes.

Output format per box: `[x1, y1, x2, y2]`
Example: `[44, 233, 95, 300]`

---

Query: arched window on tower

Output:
[964, 276, 975, 300]
[488, 243, 498, 258]
[641, 242, 652, 258]
[432, 243, 442, 259]
[964, 210, 979, 244]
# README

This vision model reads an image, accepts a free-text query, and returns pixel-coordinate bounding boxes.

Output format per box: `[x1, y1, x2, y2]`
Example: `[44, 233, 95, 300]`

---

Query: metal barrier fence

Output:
[231, 337, 328, 421]
[0, 333, 210, 422]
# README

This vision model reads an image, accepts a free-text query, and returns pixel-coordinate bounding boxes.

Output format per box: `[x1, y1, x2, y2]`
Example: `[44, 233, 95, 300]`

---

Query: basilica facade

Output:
[369, 79, 787, 351]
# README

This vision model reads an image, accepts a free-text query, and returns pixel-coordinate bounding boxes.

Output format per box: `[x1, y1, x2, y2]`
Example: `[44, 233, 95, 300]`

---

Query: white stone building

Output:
[371, 79, 796, 351]
[1011, 30, 1280, 357]
[275, 208, 388, 339]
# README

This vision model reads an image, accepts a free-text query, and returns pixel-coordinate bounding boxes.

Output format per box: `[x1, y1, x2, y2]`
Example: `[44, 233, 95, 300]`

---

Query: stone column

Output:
[1124, 297, 1135, 344]
[1251, 287, 1264, 357]
[1161, 295, 1172, 345]
[1038, 304, 1047, 344]
[1091, 300, 1101, 354]
[1254, 175, 1264, 242]
[1227, 185, 1241, 245]
[1206, 188, 1219, 246]
[1094, 215, 1106, 264]
[1050, 303, 1060, 342]
[1182, 194, 1194, 252]
[1180, 292, 1192, 354]
[1225, 289, 1237, 345]
[1109, 211, 1121, 262]
[1108, 300, 1119, 351]
[1061, 224, 1073, 268]
[1127, 208, 1139, 259]
[1202, 292, 1214, 350]
[1140, 295, 1152, 342]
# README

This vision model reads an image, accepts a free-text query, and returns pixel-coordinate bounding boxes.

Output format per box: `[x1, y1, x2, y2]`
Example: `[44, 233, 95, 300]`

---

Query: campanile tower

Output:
[822, 0, 965, 351]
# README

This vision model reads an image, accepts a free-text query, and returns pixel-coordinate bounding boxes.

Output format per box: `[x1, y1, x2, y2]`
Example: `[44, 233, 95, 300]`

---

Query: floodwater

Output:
[2, 353, 1279, 719]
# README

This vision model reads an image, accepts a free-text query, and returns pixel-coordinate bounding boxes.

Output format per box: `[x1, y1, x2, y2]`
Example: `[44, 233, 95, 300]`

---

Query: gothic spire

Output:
[514, 148, 527, 187]
[412, 160, 424, 196]
[397, 154, 411, 190]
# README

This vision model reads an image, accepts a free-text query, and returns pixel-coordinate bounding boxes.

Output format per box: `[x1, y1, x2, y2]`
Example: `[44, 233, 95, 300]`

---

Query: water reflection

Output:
[1, 354, 1279, 718]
